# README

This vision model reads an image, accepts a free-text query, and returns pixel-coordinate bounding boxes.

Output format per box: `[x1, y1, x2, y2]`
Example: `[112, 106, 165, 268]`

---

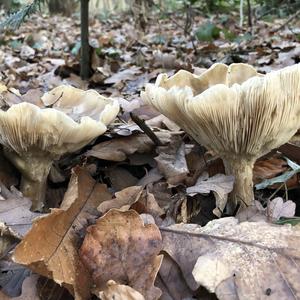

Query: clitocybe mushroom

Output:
[0, 85, 119, 211]
[142, 63, 300, 210]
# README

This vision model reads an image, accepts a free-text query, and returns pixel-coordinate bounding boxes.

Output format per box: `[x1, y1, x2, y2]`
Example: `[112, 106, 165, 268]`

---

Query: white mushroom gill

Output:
[0, 86, 119, 211]
[142, 63, 300, 210]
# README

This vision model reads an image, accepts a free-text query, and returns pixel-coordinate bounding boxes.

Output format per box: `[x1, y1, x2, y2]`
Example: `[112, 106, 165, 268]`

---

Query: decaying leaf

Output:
[99, 280, 145, 300]
[86, 132, 171, 162]
[14, 274, 40, 300]
[187, 172, 234, 217]
[0, 182, 42, 237]
[132, 190, 165, 217]
[161, 217, 300, 300]
[80, 209, 163, 300]
[155, 136, 188, 185]
[157, 254, 194, 300]
[0, 222, 20, 258]
[267, 197, 296, 220]
[253, 156, 288, 184]
[98, 186, 143, 214]
[13, 167, 112, 300]
[104, 66, 141, 84]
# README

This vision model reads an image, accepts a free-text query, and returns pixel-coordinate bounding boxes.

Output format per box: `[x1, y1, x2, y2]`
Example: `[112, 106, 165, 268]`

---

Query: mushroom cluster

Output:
[142, 63, 300, 210]
[0, 85, 119, 210]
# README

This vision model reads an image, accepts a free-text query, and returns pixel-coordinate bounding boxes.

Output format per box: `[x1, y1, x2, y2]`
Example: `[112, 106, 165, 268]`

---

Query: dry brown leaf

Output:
[106, 167, 139, 191]
[155, 137, 188, 185]
[132, 190, 165, 217]
[253, 157, 288, 184]
[86, 134, 161, 161]
[187, 172, 234, 217]
[161, 217, 300, 300]
[98, 186, 143, 214]
[99, 280, 145, 300]
[80, 209, 163, 300]
[146, 114, 181, 132]
[13, 167, 112, 300]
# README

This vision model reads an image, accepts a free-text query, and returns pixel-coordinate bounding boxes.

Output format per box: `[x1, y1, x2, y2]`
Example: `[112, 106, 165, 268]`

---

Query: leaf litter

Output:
[0, 5, 299, 300]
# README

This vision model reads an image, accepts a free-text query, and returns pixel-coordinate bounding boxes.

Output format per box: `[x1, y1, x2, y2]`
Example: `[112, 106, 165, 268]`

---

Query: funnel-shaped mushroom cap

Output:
[142, 63, 300, 159]
[0, 85, 119, 210]
[142, 63, 300, 208]
[0, 85, 119, 156]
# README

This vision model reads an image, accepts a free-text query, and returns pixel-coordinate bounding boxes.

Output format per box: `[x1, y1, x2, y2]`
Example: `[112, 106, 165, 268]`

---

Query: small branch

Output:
[247, 0, 252, 28]
[273, 10, 300, 32]
[130, 112, 163, 146]
[239, 0, 244, 27]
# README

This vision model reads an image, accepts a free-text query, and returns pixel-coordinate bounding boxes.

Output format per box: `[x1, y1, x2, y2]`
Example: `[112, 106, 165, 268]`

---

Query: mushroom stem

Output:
[223, 158, 255, 211]
[3, 148, 53, 211]
[20, 175, 48, 211]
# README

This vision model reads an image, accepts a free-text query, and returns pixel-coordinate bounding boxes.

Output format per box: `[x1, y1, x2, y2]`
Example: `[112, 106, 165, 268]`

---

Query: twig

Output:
[239, 0, 244, 27]
[247, 0, 252, 28]
[273, 10, 300, 32]
[130, 112, 163, 146]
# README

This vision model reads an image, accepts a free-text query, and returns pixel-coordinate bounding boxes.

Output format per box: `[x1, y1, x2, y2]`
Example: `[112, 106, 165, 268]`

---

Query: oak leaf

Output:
[80, 209, 163, 300]
[13, 167, 112, 300]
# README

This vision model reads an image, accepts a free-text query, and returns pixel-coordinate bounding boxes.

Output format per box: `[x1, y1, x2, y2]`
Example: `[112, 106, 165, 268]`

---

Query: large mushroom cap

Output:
[142, 63, 300, 208]
[142, 63, 300, 159]
[0, 85, 119, 210]
[0, 85, 119, 156]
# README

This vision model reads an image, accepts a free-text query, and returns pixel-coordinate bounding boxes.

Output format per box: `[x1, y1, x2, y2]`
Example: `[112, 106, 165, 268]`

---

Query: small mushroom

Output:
[142, 63, 300, 210]
[0, 85, 119, 210]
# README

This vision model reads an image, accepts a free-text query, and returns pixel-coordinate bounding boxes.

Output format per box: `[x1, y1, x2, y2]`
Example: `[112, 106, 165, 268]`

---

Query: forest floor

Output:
[0, 9, 299, 300]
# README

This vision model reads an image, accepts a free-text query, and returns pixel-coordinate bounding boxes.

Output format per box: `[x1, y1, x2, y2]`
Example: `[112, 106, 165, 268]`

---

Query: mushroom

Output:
[0, 85, 119, 210]
[142, 63, 300, 210]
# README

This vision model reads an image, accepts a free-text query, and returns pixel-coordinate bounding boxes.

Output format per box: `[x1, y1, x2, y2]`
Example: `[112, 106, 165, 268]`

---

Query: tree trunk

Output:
[80, 0, 90, 80]
[48, 0, 76, 17]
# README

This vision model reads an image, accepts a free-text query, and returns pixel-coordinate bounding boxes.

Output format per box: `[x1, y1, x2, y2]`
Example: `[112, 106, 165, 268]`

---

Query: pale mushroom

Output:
[0, 85, 119, 210]
[142, 63, 300, 210]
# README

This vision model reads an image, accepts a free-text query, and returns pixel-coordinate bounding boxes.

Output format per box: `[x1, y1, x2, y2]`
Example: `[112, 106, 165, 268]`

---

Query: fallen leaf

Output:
[267, 197, 296, 220]
[13, 167, 112, 300]
[0, 260, 30, 298]
[161, 217, 300, 299]
[132, 190, 165, 217]
[98, 186, 143, 214]
[106, 167, 139, 191]
[187, 172, 234, 217]
[155, 136, 188, 185]
[80, 209, 163, 300]
[99, 280, 145, 300]
[253, 157, 288, 182]
[14, 274, 40, 300]
[0, 222, 20, 258]
[86, 134, 158, 161]
[157, 254, 194, 300]
[0, 182, 42, 237]
[104, 66, 141, 84]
